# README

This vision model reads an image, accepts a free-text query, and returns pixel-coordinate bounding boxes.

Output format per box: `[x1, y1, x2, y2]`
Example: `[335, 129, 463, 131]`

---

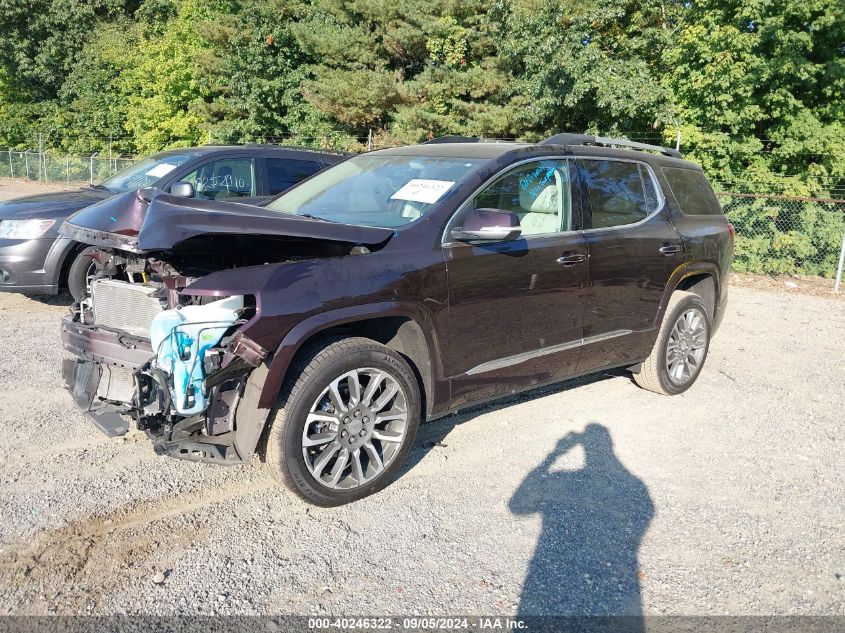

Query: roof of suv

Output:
[373, 142, 529, 159]
[371, 139, 703, 170]
[153, 145, 351, 160]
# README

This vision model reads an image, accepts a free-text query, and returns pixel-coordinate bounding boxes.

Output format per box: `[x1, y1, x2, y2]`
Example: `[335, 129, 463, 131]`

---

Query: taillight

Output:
[727, 222, 735, 242]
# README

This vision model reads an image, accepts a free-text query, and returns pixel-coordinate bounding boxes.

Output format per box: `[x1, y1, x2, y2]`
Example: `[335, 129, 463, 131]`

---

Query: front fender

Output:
[44, 237, 80, 288]
[257, 300, 445, 410]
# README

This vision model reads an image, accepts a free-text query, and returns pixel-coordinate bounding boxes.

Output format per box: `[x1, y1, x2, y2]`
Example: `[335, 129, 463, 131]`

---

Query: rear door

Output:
[575, 157, 684, 372]
[444, 158, 589, 407]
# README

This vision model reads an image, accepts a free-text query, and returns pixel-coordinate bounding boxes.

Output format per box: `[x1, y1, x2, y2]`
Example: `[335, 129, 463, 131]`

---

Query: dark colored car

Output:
[59, 133, 733, 506]
[0, 145, 347, 299]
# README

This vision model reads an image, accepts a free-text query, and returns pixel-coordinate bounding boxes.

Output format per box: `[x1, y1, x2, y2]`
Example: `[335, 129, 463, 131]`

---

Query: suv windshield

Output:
[102, 153, 194, 193]
[266, 155, 485, 228]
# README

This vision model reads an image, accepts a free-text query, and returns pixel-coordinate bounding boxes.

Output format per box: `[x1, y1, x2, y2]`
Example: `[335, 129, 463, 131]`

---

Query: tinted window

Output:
[471, 159, 575, 235]
[580, 159, 658, 229]
[641, 164, 660, 212]
[267, 158, 324, 195]
[180, 158, 255, 200]
[662, 167, 722, 215]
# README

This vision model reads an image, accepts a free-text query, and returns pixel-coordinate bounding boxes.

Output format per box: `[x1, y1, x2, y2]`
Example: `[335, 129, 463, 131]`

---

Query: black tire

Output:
[262, 336, 421, 506]
[66, 246, 99, 301]
[633, 290, 711, 395]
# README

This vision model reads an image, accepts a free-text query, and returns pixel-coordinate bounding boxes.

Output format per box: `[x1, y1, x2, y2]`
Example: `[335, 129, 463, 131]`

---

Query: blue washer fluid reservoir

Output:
[149, 295, 244, 416]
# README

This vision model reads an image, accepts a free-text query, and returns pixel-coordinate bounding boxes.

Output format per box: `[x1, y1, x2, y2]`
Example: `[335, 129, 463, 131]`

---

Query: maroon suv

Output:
[60, 134, 733, 506]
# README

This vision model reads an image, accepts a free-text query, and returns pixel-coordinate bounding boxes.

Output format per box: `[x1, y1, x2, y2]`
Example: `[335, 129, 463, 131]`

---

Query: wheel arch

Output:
[655, 262, 722, 329]
[257, 302, 446, 417]
[677, 274, 716, 322]
[57, 240, 88, 290]
[41, 238, 83, 291]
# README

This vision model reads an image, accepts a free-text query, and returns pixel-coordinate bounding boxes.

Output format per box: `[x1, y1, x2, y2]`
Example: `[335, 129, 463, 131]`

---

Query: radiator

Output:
[96, 364, 136, 403]
[91, 278, 164, 339]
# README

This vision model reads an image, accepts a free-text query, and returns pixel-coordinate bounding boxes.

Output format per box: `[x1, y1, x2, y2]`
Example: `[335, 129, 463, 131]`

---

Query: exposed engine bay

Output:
[62, 248, 268, 463]
[58, 188, 396, 463]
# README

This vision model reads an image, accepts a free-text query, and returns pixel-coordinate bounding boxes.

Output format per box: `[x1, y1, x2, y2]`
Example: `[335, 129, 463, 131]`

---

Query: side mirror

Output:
[451, 208, 522, 242]
[169, 181, 195, 198]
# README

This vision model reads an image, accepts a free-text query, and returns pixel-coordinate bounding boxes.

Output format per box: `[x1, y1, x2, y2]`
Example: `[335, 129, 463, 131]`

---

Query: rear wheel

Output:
[262, 337, 421, 506]
[633, 290, 710, 395]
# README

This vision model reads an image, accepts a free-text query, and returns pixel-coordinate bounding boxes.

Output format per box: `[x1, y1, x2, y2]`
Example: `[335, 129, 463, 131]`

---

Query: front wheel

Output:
[262, 337, 421, 506]
[633, 290, 711, 395]
[66, 246, 100, 301]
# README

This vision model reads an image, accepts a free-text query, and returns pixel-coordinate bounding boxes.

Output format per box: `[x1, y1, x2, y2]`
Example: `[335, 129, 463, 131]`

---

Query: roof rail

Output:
[541, 133, 682, 159]
[422, 135, 513, 145]
[423, 135, 480, 144]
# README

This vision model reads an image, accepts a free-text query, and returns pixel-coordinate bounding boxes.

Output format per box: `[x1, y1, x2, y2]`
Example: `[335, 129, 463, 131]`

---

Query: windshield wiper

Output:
[87, 184, 110, 191]
[300, 213, 338, 223]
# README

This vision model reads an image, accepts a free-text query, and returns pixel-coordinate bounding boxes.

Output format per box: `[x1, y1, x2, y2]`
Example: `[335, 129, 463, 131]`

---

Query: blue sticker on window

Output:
[519, 165, 557, 200]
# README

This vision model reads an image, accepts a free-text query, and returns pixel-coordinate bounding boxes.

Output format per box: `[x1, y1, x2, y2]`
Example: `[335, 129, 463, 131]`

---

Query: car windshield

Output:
[265, 155, 486, 228]
[102, 153, 194, 193]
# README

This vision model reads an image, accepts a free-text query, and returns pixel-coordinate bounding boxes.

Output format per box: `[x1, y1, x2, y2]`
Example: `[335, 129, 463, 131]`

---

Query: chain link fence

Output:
[0, 149, 134, 185]
[716, 192, 845, 288]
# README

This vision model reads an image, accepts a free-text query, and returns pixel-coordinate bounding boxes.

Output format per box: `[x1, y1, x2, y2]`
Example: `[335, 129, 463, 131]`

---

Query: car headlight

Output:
[0, 219, 56, 239]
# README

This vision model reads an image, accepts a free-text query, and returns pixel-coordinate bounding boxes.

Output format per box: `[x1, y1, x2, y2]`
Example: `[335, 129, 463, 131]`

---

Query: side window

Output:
[266, 158, 323, 195]
[579, 159, 659, 229]
[468, 159, 575, 236]
[662, 166, 722, 215]
[180, 158, 255, 200]
[640, 164, 661, 213]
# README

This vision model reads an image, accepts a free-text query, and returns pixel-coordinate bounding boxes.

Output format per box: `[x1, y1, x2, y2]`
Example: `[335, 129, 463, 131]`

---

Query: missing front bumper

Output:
[61, 357, 130, 437]
[60, 316, 266, 463]
[61, 317, 152, 438]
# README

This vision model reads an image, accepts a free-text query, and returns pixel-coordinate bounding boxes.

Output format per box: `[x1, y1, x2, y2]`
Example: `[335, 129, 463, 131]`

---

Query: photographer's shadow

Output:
[510, 423, 654, 621]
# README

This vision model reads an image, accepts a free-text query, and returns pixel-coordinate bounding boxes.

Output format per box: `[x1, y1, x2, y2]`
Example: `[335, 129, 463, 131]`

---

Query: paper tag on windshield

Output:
[390, 179, 455, 205]
[145, 163, 177, 179]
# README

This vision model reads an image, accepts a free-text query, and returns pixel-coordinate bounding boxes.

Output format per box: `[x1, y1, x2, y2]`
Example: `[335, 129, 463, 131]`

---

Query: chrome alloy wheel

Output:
[301, 368, 409, 490]
[665, 307, 707, 385]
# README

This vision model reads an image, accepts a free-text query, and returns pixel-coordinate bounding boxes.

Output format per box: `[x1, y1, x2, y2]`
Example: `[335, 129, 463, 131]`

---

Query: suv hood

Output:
[0, 187, 114, 220]
[60, 189, 395, 254]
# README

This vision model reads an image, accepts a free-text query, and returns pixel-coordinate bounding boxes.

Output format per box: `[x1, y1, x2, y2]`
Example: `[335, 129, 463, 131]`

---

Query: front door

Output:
[172, 155, 264, 205]
[443, 158, 589, 408]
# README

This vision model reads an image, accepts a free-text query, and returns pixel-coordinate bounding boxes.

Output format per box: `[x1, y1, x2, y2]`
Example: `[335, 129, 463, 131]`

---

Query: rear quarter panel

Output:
[657, 167, 733, 329]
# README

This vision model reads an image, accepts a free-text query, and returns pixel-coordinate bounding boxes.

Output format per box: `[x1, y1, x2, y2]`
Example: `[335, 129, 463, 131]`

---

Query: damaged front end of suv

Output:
[59, 188, 394, 464]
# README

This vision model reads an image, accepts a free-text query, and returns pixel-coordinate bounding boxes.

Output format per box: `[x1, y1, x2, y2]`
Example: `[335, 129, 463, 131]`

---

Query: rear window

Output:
[662, 167, 722, 215]
[267, 158, 324, 195]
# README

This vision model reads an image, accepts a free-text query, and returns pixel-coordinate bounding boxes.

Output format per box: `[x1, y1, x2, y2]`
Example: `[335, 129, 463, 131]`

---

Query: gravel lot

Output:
[0, 180, 843, 617]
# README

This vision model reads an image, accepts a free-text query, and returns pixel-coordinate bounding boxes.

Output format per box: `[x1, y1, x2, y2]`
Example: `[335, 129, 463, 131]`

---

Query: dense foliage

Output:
[0, 0, 843, 198]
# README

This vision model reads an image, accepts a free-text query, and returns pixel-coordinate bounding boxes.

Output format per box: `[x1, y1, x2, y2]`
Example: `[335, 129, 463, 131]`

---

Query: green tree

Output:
[292, 0, 519, 146]
[494, 0, 681, 140]
[0, 0, 137, 101]
[191, 0, 339, 148]
[664, 0, 845, 196]
[54, 20, 142, 153]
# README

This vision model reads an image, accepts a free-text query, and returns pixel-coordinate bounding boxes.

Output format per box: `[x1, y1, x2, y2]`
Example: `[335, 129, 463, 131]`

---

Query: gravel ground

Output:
[0, 181, 843, 617]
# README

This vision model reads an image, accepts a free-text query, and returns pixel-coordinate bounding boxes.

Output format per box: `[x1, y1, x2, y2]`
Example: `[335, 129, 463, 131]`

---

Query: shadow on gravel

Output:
[399, 372, 653, 619]
[405, 369, 626, 456]
[510, 423, 653, 623]
[26, 290, 73, 306]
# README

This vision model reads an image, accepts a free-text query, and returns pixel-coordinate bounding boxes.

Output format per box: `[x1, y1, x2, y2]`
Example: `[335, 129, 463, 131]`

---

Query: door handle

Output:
[659, 243, 683, 256]
[556, 253, 587, 266]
